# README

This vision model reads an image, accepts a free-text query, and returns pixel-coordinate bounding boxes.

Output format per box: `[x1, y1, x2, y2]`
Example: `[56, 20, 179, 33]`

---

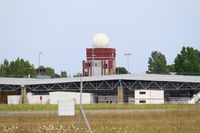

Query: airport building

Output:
[82, 33, 116, 76]
[0, 33, 200, 104]
[0, 74, 200, 104]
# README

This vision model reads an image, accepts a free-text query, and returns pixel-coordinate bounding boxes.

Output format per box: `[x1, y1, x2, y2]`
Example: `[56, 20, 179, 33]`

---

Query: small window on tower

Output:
[105, 64, 108, 68]
[85, 63, 88, 68]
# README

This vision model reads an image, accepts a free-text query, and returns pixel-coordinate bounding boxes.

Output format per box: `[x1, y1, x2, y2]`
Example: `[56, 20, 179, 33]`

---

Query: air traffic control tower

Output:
[82, 33, 116, 76]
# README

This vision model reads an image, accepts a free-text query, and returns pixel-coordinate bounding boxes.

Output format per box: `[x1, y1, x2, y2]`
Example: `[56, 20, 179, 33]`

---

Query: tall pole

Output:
[80, 76, 83, 106]
[79, 76, 83, 133]
[92, 48, 94, 76]
[38, 52, 42, 67]
[124, 53, 131, 74]
[79, 76, 92, 133]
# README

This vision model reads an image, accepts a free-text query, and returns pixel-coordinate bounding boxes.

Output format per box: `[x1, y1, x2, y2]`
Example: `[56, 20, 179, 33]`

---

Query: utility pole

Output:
[124, 53, 131, 74]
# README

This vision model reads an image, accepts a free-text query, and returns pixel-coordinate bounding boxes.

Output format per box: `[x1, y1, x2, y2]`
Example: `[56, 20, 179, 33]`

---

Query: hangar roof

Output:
[0, 74, 200, 86]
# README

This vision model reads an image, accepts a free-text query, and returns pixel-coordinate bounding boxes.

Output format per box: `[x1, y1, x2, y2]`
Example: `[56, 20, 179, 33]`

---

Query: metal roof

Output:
[0, 74, 200, 86]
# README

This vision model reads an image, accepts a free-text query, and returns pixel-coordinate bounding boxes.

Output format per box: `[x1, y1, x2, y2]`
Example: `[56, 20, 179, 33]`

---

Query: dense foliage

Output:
[0, 58, 36, 77]
[115, 67, 128, 74]
[147, 47, 200, 75]
[0, 58, 67, 78]
[174, 47, 200, 75]
[147, 51, 169, 74]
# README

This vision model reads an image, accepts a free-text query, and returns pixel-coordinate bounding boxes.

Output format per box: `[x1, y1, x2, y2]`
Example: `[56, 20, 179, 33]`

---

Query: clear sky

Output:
[0, 0, 200, 76]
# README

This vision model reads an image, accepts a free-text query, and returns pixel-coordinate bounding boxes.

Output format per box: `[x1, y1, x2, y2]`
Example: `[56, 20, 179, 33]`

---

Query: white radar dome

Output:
[92, 33, 110, 48]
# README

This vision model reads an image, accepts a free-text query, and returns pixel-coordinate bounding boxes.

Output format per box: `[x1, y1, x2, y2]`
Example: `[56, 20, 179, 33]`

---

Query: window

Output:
[139, 91, 146, 94]
[104, 64, 108, 68]
[139, 100, 146, 103]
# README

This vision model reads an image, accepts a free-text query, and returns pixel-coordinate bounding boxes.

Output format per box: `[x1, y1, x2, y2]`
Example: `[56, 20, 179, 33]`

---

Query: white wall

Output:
[8, 92, 94, 104]
[49, 92, 93, 104]
[7, 93, 49, 104]
[27, 93, 50, 104]
[92, 60, 102, 76]
[134, 90, 164, 104]
[7, 96, 20, 104]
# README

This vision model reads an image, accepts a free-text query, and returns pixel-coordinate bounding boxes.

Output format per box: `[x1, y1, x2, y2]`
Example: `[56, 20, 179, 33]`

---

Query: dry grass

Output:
[0, 108, 200, 133]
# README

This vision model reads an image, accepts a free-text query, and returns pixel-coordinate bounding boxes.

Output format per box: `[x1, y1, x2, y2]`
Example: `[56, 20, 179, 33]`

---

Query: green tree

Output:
[61, 71, 67, 77]
[9, 58, 36, 77]
[0, 59, 10, 77]
[147, 51, 169, 74]
[73, 73, 82, 77]
[3, 59, 10, 76]
[174, 46, 200, 75]
[115, 67, 128, 74]
[45, 67, 55, 77]
[0, 58, 68, 78]
[167, 64, 175, 73]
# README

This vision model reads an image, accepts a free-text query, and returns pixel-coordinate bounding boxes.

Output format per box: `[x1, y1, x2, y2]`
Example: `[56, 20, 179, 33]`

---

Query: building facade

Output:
[82, 48, 116, 76]
[82, 33, 116, 76]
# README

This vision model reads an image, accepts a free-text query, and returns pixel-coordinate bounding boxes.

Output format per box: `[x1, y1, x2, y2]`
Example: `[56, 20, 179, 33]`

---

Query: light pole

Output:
[124, 53, 131, 74]
[92, 48, 94, 76]
[38, 52, 42, 68]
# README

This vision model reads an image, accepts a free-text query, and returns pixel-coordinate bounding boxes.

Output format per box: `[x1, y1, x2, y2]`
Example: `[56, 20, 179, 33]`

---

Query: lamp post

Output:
[38, 52, 42, 67]
[92, 48, 94, 76]
[124, 53, 131, 74]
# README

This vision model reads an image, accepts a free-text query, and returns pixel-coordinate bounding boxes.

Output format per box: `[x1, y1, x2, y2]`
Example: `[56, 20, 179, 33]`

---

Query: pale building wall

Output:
[92, 60, 102, 76]
[7, 96, 20, 104]
[7, 92, 94, 104]
[27, 93, 50, 104]
[49, 92, 93, 104]
[134, 90, 164, 104]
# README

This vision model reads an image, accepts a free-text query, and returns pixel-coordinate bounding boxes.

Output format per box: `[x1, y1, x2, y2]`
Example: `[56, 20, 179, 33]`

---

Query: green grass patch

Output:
[0, 104, 200, 111]
[0, 104, 57, 111]
[79, 103, 200, 110]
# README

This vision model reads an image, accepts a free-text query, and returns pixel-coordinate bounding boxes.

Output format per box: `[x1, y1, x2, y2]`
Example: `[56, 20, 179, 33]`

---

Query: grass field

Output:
[0, 103, 200, 111]
[0, 104, 200, 133]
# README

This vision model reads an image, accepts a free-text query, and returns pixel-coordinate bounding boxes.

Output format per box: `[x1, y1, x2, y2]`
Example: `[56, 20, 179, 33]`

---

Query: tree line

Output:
[147, 46, 200, 75]
[0, 46, 199, 78]
[0, 58, 67, 78]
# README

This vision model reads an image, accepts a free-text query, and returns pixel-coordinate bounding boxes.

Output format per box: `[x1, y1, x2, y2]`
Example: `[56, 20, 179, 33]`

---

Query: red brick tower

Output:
[82, 33, 116, 76]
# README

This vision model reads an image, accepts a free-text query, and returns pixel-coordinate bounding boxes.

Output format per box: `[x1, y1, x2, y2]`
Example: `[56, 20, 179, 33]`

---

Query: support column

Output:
[19, 85, 29, 104]
[117, 86, 124, 104]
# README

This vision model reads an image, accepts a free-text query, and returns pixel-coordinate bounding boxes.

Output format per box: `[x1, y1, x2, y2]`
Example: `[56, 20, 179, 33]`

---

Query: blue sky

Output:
[0, 0, 200, 76]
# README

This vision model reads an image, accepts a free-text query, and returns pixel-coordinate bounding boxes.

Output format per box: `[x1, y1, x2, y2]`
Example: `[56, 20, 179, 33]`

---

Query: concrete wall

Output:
[7, 92, 94, 104]
[27, 93, 50, 104]
[49, 92, 94, 104]
[7, 96, 20, 104]
[134, 90, 164, 104]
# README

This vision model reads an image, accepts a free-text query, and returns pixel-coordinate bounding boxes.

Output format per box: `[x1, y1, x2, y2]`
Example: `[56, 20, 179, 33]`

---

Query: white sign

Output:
[58, 99, 75, 116]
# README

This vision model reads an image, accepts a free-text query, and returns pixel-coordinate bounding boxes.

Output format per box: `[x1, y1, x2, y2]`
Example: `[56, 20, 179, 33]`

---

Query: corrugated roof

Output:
[0, 74, 200, 86]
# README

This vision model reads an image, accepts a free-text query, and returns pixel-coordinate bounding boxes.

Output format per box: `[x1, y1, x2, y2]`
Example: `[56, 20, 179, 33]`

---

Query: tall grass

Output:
[0, 109, 200, 133]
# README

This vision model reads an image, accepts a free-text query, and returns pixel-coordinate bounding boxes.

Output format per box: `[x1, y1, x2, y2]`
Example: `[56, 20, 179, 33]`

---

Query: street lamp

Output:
[124, 53, 131, 74]
[38, 52, 42, 67]
[92, 48, 94, 76]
